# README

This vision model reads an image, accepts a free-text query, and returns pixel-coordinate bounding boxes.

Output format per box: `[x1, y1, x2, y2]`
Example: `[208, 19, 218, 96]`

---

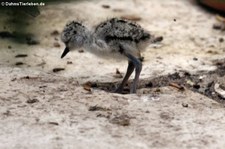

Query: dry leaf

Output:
[83, 82, 92, 92]
[169, 82, 184, 91]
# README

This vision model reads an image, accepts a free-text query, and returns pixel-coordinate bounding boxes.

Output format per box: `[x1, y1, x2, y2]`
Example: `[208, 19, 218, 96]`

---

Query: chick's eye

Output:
[73, 31, 77, 34]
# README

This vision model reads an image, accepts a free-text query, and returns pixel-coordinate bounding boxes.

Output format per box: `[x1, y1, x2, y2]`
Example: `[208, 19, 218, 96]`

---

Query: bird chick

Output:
[61, 18, 159, 94]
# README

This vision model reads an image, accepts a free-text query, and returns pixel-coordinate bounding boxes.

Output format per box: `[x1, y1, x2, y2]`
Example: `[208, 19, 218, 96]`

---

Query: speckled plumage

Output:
[61, 18, 158, 93]
[95, 18, 151, 43]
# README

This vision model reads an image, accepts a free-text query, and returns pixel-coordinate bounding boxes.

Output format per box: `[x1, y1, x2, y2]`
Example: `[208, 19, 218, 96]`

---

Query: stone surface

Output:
[0, 0, 225, 149]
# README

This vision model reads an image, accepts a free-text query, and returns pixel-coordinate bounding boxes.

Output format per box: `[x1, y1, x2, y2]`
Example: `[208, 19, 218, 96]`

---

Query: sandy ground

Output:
[0, 0, 225, 148]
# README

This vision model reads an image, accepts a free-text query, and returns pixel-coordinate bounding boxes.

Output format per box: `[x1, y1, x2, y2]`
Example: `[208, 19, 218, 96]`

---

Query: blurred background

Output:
[0, 0, 224, 45]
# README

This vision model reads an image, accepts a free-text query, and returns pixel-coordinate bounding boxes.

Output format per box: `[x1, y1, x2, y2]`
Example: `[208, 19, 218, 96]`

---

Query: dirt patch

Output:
[88, 59, 225, 103]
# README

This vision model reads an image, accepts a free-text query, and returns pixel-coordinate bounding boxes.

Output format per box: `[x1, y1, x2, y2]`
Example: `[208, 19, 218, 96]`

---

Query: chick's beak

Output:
[61, 47, 70, 58]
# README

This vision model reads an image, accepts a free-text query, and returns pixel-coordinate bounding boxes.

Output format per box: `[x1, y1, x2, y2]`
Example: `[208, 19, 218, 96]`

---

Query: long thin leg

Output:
[115, 61, 135, 93]
[126, 54, 142, 94]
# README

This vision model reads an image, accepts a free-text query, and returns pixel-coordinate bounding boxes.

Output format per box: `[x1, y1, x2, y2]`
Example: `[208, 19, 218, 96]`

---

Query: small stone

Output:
[182, 103, 188, 108]
[50, 30, 59, 36]
[153, 36, 163, 43]
[52, 68, 65, 72]
[145, 82, 153, 88]
[155, 88, 161, 92]
[193, 84, 200, 89]
[78, 49, 84, 53]
[184, 71, 191, 76]
[145, 110, 150, 113]
[23, 76, 30, 79]
[213, 24, 222, 30]
[102, 5, 110, 9]
[113, 68, 123, 78]
[67, 61, 73, 64]
[48, 122, 59, 125]
[139, 56, 144, 62]
[15, 54, 28, 58]
[219, 38, 224, 43]
[26, 98, 39, 104]
[193, 57, 198, 61]
[15, 62, 24, 66]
